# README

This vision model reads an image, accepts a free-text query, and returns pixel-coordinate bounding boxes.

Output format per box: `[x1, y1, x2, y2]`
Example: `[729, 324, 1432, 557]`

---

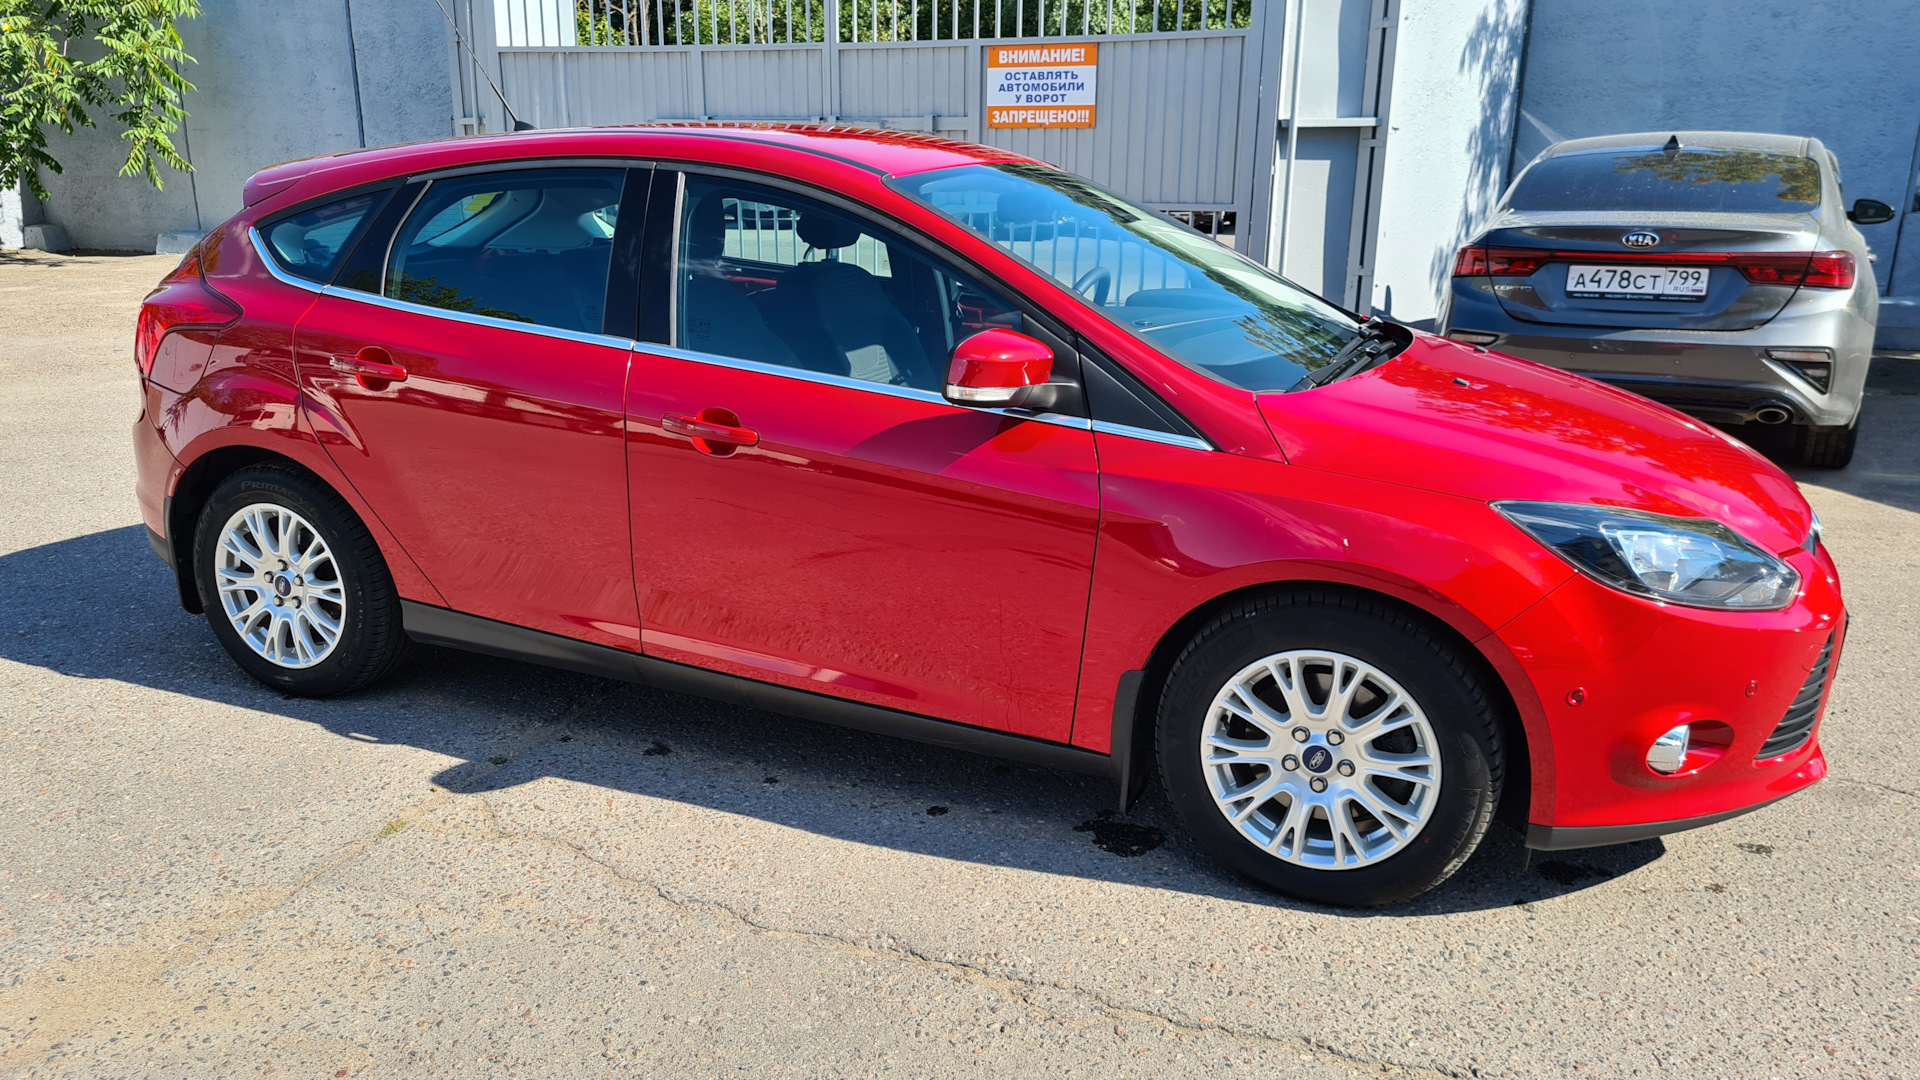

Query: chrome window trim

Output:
[317, 284, 635, 351]
[249, 227, 326, 293]
[1089, 419, 1213, 452]
[638, 341, 1091, 431]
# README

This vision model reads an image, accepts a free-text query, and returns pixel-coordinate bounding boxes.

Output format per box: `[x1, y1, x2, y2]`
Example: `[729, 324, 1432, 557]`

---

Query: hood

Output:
[1258, 334, 1813, 553]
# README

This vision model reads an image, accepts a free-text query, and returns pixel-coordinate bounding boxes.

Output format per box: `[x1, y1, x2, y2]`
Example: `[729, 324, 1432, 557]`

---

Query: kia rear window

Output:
[1507, 149, 1821, 214]
[384, 167, 626, 335]
[261, 191, 388, 283]
[890, 163, 1362, 393]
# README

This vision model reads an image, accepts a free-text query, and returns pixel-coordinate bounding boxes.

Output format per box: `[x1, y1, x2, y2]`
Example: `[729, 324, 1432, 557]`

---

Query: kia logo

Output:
[1621, 230, 1661, 249]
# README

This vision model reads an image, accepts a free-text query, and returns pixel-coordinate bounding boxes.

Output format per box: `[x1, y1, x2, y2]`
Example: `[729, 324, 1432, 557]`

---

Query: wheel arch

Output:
[1120, 580, 1535, 826]
[167, 447, 336, 615]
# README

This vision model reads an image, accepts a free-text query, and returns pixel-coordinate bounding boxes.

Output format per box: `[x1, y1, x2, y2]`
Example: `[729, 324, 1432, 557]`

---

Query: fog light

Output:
[1767, 349, 1833, 393]
[1646, 724, 1690, 775]
[1446, 329, 1501, 345]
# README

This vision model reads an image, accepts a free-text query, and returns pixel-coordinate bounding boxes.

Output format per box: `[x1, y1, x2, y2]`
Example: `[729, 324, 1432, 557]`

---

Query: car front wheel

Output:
[193, 464, 411, 696]
[1157, 592, 1503, 906]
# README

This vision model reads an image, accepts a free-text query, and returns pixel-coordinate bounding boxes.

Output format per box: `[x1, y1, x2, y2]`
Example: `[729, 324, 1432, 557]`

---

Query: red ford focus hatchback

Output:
[132, 126, 1843, 905]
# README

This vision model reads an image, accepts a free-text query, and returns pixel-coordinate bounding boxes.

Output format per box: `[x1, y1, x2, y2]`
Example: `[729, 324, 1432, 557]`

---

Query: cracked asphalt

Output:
[2, 250, 1917, 1078]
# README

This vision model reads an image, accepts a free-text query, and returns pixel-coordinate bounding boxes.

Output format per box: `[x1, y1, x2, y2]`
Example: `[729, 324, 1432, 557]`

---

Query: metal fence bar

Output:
[489, 0, 1256, 48]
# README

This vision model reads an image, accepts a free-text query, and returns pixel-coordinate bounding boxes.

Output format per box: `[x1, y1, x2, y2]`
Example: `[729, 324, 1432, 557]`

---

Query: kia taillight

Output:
[1798, 251, 1855, 289]
[1452, 246, 1549, 277]
[1715, 252, 1853, 289]
[135, 250, 240, 376]
[1452, 245, 1488, 276]
[1452, 246, 1856, 290]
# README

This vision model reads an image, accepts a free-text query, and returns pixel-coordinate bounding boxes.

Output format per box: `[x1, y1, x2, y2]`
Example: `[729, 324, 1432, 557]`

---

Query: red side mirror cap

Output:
[945, 329, 1054, 407]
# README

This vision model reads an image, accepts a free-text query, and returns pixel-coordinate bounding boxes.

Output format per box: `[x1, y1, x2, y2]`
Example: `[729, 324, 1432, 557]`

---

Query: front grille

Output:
[1757, 634, 1834, 760]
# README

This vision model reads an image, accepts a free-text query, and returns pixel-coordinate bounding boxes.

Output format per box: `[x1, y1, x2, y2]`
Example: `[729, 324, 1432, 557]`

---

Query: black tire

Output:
[1796, 420, 1858, 469]
[1156, 591, 1502, 907]
[193, 463, 412, 696]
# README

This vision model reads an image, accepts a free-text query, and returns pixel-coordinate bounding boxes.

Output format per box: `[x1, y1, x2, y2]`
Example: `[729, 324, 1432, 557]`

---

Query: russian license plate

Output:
[1566, 264, 1710, 300]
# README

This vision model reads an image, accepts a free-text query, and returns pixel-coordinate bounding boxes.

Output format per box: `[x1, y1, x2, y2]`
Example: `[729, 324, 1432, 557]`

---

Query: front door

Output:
[626, 172, 1100, 740]
[295, 165, 644, 650]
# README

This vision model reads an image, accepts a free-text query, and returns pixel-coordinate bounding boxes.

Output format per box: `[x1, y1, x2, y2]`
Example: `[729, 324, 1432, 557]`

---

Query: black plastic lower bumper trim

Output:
[147, 526, 171, 567]
[401, 601, 1118, 781]
[1525, 788, 1804, 851]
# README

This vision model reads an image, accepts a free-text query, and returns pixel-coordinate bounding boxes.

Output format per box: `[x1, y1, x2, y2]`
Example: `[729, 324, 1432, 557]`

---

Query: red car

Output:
[132, 126, 1842, 905]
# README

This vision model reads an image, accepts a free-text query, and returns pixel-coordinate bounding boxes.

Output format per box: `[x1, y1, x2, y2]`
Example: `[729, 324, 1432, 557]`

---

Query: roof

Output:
[244, 123, 1039, 207]
[1542, 130, 1814, 158]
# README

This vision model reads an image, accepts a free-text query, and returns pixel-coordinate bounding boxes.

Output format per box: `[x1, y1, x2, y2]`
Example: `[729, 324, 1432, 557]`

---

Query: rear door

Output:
[1484, 146, 1821, 330]
[624, 170, 1100, 741]
[294, 164, 648, 651]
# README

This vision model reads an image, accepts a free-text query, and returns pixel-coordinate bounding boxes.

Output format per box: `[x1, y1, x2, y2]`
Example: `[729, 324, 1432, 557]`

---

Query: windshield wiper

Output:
[1288, 321, 1400, 392]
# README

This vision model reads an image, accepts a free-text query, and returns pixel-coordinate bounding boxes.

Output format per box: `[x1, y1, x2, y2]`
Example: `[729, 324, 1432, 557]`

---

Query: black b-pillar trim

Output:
[401, 601, 1117, 780]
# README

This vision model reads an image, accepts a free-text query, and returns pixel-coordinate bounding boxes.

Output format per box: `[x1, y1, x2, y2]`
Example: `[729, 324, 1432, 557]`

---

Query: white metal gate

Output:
[444, 0, 1398, 309]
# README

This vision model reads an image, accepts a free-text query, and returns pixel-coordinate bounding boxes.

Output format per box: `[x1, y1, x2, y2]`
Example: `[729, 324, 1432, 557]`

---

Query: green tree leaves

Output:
[0, 0, 200, 199]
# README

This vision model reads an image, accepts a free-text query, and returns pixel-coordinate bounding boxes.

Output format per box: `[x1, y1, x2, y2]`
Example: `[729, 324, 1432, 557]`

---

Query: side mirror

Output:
[944, 329, 1054, 407]
[1848, 198, 1896, 225]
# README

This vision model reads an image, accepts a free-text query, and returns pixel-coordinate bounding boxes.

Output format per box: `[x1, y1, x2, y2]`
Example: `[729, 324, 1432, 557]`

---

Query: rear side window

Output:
[261, 191, 387, 283]
[385, 167, 625, 334]
[1507, 149, 1821, 214]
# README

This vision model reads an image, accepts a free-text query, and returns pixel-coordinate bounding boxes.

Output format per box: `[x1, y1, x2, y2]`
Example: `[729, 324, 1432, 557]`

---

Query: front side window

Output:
[386, 168, 625, 334]
[1507, 148, 1822, 214]
[890, 163, 1361, 393]
[262, 191, 387, 283]
[675, 175, 1020, 392]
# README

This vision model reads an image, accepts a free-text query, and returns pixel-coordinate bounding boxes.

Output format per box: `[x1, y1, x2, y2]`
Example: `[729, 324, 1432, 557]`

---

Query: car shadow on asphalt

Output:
[3, 525, 1666, 916]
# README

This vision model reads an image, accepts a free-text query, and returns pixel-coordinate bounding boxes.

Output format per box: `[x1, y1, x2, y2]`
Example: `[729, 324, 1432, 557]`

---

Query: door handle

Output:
[662, 410, 759, 452]
[330, 349, 407, 388]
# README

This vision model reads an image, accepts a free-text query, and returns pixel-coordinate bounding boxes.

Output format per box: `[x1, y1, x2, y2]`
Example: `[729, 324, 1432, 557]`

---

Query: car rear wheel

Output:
[193, 464, 411, 696]
[1796, 420, 1858, 469]
[1156, 592, 1502, 906]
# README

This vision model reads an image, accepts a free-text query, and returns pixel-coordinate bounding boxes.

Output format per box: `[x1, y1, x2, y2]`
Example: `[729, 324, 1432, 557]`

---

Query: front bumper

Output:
[1525, 787, 1811, 850]
[1499, 539, 1844, 842]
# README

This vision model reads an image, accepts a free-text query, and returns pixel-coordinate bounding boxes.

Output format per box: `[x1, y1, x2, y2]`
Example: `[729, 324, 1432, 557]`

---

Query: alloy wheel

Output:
[213, 502, 346, 668]
[1200, 650, 1442, 869]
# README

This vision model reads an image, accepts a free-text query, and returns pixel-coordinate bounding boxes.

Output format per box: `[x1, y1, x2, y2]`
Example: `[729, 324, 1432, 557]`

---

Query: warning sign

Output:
[986, 42, 1098, 129]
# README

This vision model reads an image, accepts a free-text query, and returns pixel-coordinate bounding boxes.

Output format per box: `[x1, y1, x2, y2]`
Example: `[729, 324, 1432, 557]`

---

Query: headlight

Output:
[1494, 501, 1800, 610]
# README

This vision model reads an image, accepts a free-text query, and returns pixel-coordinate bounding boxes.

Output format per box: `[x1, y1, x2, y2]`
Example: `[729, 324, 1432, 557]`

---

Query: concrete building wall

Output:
[27, 0, 452, 252]
[1367, 0, 1531, 328]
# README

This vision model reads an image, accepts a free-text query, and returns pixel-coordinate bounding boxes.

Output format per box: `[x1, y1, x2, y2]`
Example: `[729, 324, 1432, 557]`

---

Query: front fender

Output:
[1070, 435, 1569, 815]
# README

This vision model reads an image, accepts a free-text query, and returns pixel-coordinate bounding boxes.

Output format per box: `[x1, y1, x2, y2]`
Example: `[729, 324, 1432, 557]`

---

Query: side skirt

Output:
[402, 601, 1117, 781]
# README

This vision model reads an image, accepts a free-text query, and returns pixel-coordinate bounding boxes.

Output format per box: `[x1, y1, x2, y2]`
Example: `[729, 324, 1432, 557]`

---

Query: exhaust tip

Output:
[1753, 406, 1792, 425]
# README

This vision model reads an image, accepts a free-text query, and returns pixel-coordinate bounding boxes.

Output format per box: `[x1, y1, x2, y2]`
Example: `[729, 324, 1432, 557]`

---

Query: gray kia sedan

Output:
[1440, 131, 1895, 468]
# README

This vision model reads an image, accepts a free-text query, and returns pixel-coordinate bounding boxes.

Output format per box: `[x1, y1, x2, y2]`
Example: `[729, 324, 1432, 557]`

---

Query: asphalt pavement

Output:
[2, 250, 1915, 1078]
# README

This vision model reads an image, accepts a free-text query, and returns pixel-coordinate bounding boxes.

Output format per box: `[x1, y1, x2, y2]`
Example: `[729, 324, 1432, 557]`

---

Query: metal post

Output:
[1273, 0, 1305, 274]
[826, 0, 841, 116]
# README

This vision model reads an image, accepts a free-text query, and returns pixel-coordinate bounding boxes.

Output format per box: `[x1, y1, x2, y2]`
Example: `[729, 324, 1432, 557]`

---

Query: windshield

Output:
[889, 163, 1361, 392]
[1507, 148, 1822, 214]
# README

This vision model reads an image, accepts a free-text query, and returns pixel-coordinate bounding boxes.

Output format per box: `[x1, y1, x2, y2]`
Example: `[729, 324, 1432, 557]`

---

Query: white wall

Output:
[1367, 0, 1530, 328]
[22, 0, 452, 252]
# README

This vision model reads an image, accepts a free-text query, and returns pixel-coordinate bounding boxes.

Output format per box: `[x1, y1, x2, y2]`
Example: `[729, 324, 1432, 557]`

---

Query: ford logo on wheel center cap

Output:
[1621, 230, 1661, 249]
[1302, 746, 1334, 773]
